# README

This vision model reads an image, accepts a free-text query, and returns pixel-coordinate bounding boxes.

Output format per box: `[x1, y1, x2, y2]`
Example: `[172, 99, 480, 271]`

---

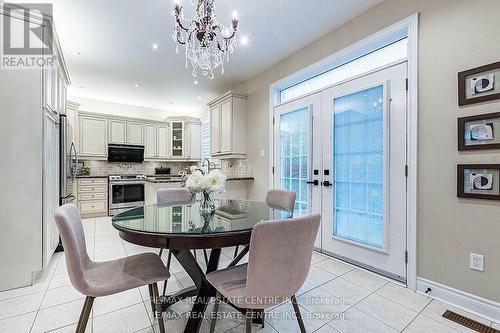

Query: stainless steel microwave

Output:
[107, 144, 144, 163]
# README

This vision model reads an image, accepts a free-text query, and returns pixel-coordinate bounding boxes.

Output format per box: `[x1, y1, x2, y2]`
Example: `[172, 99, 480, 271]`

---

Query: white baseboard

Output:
[417, 277, 500, 324]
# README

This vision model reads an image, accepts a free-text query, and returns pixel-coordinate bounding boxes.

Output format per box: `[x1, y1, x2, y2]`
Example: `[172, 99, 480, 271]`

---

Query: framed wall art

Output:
[458, 112, 500, 150]
[457, 164, 500, 200]
[458, 61, 500, 106]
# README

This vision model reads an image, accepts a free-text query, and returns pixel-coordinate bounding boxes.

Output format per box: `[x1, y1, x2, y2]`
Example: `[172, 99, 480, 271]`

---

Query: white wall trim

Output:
[417, 277, 500, 324]
[268, 13, 419, 289]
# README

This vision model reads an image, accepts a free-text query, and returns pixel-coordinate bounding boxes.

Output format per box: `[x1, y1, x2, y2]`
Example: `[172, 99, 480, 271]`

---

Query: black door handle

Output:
[322, 181, 332, 187]
[306, 180, 319, 186]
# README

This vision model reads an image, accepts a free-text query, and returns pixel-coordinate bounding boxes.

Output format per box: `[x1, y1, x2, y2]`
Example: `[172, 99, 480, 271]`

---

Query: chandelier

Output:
[172, 0, 239, 79]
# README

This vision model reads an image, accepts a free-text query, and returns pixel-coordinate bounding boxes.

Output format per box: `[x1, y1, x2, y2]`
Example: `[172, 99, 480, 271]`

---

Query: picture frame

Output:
[458, 112, 500, 150]
[458, 61, 500, 106]
[457, 164, 500, 200]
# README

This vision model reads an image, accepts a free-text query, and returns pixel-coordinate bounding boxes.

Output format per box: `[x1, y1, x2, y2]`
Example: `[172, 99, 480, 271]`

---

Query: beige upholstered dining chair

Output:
[265, 188, 297, 214]
[207, 214, 321, 333]
[54, 204, 169, 333]
[233, 188, 297, 258]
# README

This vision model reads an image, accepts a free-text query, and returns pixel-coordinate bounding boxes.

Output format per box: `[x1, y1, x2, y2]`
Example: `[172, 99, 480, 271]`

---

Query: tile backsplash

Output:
[80, 160, 195, 176]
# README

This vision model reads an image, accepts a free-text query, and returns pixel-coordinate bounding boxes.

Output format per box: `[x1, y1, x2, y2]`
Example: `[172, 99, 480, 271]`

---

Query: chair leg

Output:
[233, 245, 239, 258]
[291, 295, 306, 333]
[209, 292, 221, 333]
[162, 250, 172, 296]
[76, 296, 94, 333]
[150, 283, 165, 333]
[246, 309, 252, 333]
[203, 249, 209, 266]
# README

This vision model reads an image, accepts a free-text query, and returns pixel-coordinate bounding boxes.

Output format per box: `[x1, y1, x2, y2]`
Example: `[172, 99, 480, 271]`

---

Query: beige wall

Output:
[234, 0, 500, 301]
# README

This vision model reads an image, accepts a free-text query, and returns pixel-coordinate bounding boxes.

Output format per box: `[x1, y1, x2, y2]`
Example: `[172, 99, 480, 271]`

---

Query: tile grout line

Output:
[325, 280, 391, 331]
[28, 248, 64, 333]
[399, 298, 434, 332]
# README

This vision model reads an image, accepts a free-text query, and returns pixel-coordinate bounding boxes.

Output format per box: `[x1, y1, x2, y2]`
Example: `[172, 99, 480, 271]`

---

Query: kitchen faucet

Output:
[201, 158, 217, 172]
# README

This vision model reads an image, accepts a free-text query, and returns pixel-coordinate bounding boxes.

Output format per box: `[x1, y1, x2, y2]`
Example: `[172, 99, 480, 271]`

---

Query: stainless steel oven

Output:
[108, 175, 145, 216]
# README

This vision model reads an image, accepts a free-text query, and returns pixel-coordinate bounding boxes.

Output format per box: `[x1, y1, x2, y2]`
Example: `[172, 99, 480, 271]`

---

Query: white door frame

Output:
[268, 14, 418, 290]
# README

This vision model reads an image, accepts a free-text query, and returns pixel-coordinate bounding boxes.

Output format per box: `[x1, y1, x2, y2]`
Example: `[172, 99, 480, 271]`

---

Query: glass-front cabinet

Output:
[171, 121, 184, 158]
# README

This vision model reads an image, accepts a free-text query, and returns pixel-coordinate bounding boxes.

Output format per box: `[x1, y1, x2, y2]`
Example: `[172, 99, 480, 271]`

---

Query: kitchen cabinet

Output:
[208, 91, 247, 159]
[157, 124, 170, 159]
[77, 178, 108, 218]
[144, 123, 170, 160]
[186, 121, 201, 161]
[171, 121, 184, 158]
[109, 119, 143, 145]
[0, 7, 70, 290]
[42, 110, 60, 268]
[109, 119, 126, 143]
[77, 112, 201, 161]
[127, 121, 144, 145]
[79, 115, 108, 158]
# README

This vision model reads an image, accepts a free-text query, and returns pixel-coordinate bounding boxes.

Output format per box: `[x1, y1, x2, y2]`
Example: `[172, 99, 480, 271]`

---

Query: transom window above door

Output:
[279, 38, 408, 104]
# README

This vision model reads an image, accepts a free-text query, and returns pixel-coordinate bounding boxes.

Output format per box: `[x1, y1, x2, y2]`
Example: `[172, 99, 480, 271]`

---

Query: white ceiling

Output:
[45, 0, 382, 116]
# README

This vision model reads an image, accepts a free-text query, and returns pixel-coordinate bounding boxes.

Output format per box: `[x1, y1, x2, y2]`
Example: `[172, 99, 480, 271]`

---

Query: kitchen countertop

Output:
[75, 175, 254, 182]
[75, 175, 109, 179]
[144, 176, 254, 183]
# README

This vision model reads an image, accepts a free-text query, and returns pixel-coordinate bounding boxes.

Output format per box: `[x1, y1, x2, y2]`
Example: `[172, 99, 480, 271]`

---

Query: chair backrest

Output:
[54, 204, 92, 296]
[245, 214, 320, 300]
[265, 189, 296, 214]
[157, 188, 193, 205]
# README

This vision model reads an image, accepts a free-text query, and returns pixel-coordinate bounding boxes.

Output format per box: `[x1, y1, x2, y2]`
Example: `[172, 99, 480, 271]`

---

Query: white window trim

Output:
[268, 13, 419, 290]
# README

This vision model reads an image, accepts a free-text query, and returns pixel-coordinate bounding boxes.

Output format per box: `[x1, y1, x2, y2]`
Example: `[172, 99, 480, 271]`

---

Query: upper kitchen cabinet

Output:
[109, 119, 144, 145]
[157, 123, 170, 159]
[186, 121, 201, 161]
[79, 114, 108, 158]
[109, 119, 126, 143]
[171, 121, 184, 158]
[208, 91, 247, 159]
[127, 121, 144, 145]
[144, 123, 170, 160]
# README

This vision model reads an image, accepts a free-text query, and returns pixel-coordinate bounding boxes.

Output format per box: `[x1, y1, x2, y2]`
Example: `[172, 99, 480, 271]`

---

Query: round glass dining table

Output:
[111, 199, 291, 333]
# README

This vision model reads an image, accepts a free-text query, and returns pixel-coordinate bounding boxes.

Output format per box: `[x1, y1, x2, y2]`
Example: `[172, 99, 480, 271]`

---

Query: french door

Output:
[274, 63, 408, 281]
[273, 94, 322, 248]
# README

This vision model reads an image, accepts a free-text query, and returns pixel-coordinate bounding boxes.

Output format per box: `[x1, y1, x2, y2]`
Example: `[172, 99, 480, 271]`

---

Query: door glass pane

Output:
[279, 108, 309, 217]
[333, 85, 384, 248]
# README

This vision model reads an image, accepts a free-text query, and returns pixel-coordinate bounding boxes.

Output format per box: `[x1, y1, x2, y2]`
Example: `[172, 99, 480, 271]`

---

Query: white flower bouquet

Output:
[182, 166, 227, 213]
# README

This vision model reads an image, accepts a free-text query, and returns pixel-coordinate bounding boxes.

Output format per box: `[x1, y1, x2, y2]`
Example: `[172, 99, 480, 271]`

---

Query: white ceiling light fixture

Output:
[172, 0, 239, 79]
[133, 83, 141, 87]
[152, 43, 159, 50]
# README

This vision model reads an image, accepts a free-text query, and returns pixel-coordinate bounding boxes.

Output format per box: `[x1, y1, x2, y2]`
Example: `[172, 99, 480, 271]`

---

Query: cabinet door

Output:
[109, 119, 127, 143]
[187, 122, 201, 160]
[171, 121, 184, 158]
[127, 121, 144, 145]
[210, 105, 221, 154]
[157, 124, 170, 159]
[220, 98, 232, 153]
[80, 116, 107, 156]
[144, 124, 157, 158]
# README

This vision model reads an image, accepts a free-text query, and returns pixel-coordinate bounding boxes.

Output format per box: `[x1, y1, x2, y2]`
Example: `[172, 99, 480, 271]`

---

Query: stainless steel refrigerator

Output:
[59, 114, 78, 205]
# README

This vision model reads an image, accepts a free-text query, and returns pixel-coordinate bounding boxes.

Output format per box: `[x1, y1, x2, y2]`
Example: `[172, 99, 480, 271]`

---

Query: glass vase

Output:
[199, 191, 215, 215]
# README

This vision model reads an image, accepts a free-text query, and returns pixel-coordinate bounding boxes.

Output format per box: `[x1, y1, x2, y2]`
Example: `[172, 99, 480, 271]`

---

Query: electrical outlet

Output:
[470, 253, 484, 272]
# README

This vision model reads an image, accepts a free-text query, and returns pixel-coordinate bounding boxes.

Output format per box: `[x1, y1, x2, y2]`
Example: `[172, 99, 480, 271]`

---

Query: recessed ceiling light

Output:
[240, 35, 249, 46]
[133, 83, 141, 87]
[197, 96, 202, 101]
[152, 43, 159, 50]
[193, 80, 198, 85]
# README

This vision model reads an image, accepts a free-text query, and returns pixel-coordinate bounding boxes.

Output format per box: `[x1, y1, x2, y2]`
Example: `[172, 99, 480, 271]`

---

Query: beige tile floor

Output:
[0, 216, 497, 333]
